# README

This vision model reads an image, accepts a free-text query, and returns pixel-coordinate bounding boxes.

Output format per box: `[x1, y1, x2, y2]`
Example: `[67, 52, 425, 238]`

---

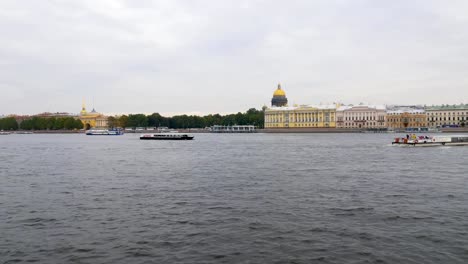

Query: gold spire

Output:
[80, 99, 87, 115]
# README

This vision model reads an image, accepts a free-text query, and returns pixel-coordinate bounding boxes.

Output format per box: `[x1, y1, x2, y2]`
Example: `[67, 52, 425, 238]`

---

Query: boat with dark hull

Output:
[140, 133, 194, 140]
[86, 129, 124, 135]
[392, 135, 468, 146]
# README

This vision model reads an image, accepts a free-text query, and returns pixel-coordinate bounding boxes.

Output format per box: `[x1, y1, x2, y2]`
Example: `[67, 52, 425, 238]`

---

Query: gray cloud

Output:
[1, 0, 467, 115]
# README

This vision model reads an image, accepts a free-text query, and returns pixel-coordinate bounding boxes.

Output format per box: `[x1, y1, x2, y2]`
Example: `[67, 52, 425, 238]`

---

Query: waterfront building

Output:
[425, 104, 468, 128]
[78, 101, 108, 129]
[271, 83, 288, 107]
[386, 108, 427, 130]
[265, 105, 337, 128]
[336, 105, 386, 129]
[265, 84, 337, 128]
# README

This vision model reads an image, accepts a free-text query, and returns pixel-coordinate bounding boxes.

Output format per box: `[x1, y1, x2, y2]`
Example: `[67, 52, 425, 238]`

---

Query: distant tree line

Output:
[0, 108, 264, 130]
[109, 108, 265, 129]
[0, 116, 84, 130]
[20, 117, 84, 130]
[0, 117, 18, 130]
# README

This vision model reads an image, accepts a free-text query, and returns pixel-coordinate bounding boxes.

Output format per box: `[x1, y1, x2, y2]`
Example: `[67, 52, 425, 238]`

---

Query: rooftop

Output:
[337, 105, 386, 111]
[387, 109, 425, 114]
[266, 104, 337, 111]
[425, 104, 468, 110]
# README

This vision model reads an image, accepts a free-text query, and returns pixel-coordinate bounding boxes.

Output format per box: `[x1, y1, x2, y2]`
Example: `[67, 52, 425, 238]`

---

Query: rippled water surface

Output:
[1, 133, 467, 263]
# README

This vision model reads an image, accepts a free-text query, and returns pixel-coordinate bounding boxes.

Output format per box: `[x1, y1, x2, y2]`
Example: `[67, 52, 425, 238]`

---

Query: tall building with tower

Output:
[264, 84, 337, 128]
[78, 100, 108, 129]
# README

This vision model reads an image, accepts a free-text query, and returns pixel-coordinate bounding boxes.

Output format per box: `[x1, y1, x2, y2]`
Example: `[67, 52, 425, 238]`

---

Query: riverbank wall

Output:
[439, 127, 468, 133]
[17, 130, 82, 134]
[8, 127, 468, 134]
[261, 128, 374, 133]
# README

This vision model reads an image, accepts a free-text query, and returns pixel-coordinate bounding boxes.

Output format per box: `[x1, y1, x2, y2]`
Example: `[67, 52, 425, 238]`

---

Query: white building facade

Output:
[336, 105, 387, 129]
[425, 104, 468, 128]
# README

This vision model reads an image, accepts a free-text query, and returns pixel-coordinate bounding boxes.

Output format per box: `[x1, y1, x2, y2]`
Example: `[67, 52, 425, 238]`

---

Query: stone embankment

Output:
[11, 127, 468, 134]
[261, 128, 376, 133]
[439, 127, 468, 133]
[16, 130, 82, 134]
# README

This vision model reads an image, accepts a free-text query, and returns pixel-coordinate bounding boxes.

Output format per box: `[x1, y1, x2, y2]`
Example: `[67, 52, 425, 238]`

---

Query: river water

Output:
[1, 133, 467, 263]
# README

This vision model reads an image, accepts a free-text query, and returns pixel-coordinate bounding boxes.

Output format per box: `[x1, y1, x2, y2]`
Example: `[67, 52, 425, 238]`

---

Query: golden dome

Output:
[273, 83, 286, 97]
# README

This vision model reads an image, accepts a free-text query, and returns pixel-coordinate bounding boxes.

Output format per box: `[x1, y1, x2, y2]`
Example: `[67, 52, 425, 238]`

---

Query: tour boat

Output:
[0, 131, 11, 135]
[140, 133, 194, 140]
[392, 135, 468, 146]
[86, 129, 124, 135]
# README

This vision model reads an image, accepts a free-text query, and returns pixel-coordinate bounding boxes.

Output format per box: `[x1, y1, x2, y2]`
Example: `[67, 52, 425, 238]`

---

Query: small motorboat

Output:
[140, 133, 194, 140]
[392, 135, 468, 146]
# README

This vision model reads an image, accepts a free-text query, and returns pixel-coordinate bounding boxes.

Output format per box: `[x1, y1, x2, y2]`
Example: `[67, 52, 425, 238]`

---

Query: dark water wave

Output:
[1, 133, 468, 263]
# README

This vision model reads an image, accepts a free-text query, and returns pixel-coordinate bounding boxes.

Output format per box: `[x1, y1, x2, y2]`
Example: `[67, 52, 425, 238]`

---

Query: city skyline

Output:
[1, 0, 468, 115]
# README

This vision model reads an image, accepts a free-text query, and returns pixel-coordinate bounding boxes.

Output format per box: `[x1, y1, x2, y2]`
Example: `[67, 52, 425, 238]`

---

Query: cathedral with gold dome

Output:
[78, 100, 108, 129]
[264, 84, 338, 128]
[271, 83, 288, 107]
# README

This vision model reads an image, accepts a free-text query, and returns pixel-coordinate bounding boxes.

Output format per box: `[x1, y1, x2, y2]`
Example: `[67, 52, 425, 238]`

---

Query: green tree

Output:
[53, 118, 64, 130]
[107, 116, 118, 128]
[20, 119, 33, 130]
[74, 119, 84, 129]
[31, 117, 46, 130]
[45, 117, 56, 130]
[0, 117, 18, 130]
[148, 113, 169, 127]
[128, 114, 148, 128]
[118, 115, 129, 128]
[63, 117, 76, 129]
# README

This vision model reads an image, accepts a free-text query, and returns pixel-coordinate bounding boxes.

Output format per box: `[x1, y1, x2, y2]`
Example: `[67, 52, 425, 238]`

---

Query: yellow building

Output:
[264, 85, 337, 128]
[78, 101, 108, 129]
[386, 109, 427, 129]
[265, 105, 337, 128]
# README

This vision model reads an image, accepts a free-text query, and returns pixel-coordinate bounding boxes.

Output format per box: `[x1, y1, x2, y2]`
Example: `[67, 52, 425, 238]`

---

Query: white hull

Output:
[86, 129, 123, 135]
[393, 142, 468, 147]
[140, 133, 194, 140]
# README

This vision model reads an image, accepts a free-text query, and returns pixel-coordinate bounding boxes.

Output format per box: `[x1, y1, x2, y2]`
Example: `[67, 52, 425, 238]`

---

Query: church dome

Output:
[273, 86, 286, 97]
[271, 83, 288, 107]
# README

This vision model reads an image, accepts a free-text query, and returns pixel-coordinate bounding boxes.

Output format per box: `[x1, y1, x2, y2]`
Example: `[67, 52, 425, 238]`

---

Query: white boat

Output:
[140, 133, 194, 140]
[86, 129, 124, 135]
[0, 131, 11, 135]
[15, 131, 34, 134]
[392, 135, 468, 146]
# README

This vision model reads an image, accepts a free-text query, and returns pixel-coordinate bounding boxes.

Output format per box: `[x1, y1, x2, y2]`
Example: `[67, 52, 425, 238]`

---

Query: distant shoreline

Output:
[5, 127, 468, 134]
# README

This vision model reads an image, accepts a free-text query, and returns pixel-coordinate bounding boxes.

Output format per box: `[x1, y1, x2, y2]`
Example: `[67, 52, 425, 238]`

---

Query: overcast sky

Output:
[1, 0, 467, 116]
